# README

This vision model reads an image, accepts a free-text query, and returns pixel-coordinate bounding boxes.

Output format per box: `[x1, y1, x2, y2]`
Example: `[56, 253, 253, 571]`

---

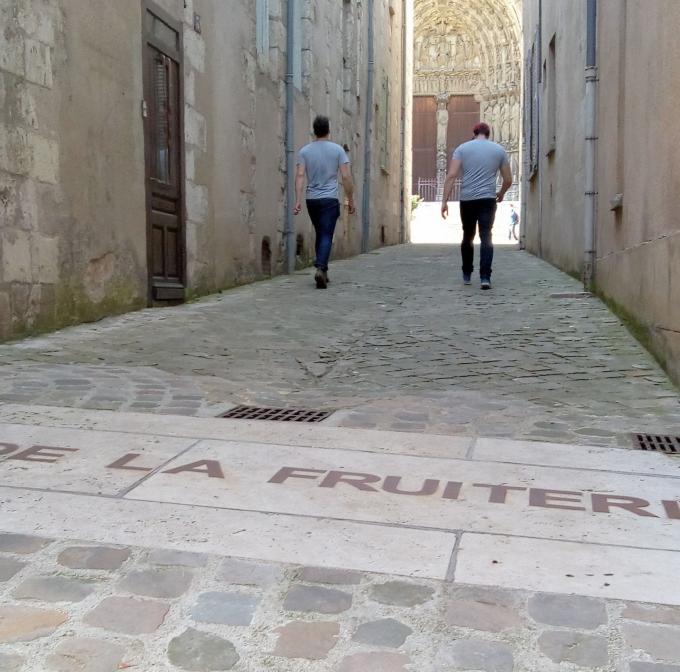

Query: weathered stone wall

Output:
[522, 0, 680, 384]
[0, 0, 410, 340]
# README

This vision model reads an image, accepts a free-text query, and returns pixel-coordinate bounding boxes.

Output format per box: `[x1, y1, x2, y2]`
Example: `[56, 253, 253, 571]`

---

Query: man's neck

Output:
[314, 136, 330, 141]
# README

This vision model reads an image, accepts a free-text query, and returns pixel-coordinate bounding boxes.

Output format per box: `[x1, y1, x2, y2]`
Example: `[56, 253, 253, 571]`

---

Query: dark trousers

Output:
[460, 198, 497, 279]
[306, 198, 340, 271]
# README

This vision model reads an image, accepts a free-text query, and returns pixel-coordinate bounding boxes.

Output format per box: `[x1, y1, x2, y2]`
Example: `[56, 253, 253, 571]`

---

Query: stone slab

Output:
[0, 487, 456, 579]
[455, 533, 680, 605]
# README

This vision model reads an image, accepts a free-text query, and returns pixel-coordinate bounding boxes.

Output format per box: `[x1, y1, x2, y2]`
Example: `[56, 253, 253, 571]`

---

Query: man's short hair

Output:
[473, 122, 491, 138]
[313, 115, 331, 138]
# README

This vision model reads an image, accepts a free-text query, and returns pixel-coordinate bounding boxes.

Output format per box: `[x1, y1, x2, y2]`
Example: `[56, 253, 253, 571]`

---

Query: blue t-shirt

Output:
[297, 140, 350, 200]
[452, 139, 509, 201]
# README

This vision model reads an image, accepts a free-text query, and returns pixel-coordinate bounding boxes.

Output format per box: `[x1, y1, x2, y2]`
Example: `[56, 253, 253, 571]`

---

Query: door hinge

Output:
[141, 100, 148, 119]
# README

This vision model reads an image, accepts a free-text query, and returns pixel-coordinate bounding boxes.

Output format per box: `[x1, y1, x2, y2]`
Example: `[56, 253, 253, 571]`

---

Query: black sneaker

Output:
[481, 278, 492, 290]
[315, 269, 327, 289]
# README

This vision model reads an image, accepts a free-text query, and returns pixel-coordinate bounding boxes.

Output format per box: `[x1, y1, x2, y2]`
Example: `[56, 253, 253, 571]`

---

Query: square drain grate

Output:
[632, 433, 680, 454]
[220, 405, 332, 423]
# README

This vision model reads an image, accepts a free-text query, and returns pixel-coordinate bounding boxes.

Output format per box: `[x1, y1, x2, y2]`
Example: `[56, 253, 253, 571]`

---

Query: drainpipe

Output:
[398, 0, 408, 244]
[284, 0, 297, 274]
[583, 0, 598, 289]
[361, 0, 375, 253]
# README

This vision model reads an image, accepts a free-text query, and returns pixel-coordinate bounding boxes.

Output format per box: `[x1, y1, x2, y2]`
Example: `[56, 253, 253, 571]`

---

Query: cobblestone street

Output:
[1, 244, 680, 671]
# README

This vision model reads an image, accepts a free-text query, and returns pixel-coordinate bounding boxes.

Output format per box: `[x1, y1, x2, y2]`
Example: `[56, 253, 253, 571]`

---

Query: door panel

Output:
[447, 95, 480, 156]
[412, 96, 437, 194]
[143, 7, 185, 302]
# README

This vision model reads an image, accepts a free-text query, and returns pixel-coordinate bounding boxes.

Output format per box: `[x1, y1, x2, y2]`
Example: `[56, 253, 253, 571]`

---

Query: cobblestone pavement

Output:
[0, 244, 678, 447]
[2, 532, 680, 672]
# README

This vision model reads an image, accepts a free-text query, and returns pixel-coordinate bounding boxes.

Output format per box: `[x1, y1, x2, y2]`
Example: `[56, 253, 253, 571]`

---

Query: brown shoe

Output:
[314, 269, 327, 289]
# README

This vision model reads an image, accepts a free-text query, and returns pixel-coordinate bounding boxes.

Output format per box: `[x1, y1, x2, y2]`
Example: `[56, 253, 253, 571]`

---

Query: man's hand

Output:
[347, 199, 356, 215]
[496, 192, 505, 204]
[293, 202, 302, 216]
[441, 202, 449, 219]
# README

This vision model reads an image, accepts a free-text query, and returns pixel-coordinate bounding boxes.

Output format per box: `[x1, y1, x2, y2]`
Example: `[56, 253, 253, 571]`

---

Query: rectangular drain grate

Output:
[549, 292, 592, 299]
[220, 405, 332, 423]
[632, 433, 680, 454]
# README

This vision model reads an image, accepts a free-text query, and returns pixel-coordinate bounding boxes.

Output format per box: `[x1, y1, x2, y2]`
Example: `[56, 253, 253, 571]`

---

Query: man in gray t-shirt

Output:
[441, 122, 512, 290]
[295, 115, 355, 289]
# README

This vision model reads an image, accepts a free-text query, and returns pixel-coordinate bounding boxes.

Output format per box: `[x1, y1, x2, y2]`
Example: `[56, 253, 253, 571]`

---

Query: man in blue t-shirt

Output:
[441, 122, 513, 290]
[294, 116, 355, 289]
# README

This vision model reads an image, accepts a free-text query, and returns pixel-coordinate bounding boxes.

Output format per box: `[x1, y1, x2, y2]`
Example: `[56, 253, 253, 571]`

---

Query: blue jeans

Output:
[306, 198, 340, 271]
[460, 198, 497, 279]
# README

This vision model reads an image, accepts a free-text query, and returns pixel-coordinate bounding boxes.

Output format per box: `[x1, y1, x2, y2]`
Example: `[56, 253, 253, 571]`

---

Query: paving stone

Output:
[624, 604, 680, 626]
[0, 651, 24, 672]
[528, 593, 607, 629]
[299, 566, 363, 585]
[58, 546, 130, 570]
[436, 640, 514, 672]
[14, 575, 95, 602]
[445, 598, 524, 632]
[337, 652, 412, 672]
[352, 618, 412, 647]
[45, 637, 126, 672]
[218, 558, 282, 586]
[630, 664, 680, 672]
[539, 631, 609, 667]
[624, 623, 680, 662]
[370, 581, 434, 607]
[0, 557, 25, 581]
[0, 533, 51, 554]
[283, 585, 352, 614]
[191, 592, 260, 626]
[118, 567, 193, 598]
[84, 596, 169, 634]
[273, 621, 340, 659]
[168, 628, 239, 671]
[148, 549, 208, 567]
[0, 605, 68, 643]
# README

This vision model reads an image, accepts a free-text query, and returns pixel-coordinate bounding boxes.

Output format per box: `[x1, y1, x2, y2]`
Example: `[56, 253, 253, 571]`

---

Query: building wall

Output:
[0, 0, 410, 340]
[522, 0, 680, 383]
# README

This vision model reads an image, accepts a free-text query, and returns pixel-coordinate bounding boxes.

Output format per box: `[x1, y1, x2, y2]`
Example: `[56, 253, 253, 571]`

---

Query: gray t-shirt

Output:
[297, 140, 350, 200]
[452, 139, 509, 201]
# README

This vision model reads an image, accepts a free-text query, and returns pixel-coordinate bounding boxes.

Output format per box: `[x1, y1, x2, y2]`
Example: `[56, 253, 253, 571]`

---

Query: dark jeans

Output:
[460, 198, 497, 279]
[306, 198, 340, 271]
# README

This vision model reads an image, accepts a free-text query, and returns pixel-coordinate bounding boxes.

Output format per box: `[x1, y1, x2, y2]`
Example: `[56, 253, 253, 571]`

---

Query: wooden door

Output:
[411, 96, 437, 194]
[143, 5, 185, 302]
[447, 95, 480, 156]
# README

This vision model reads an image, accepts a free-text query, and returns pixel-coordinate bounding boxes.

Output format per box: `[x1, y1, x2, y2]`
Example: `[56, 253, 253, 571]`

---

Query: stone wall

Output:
[521, 0, 680, 384]
[0, 0, 410, 339]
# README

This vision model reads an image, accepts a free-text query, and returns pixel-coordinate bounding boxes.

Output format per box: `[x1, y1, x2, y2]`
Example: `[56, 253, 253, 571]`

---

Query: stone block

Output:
[370, 581, 434, 607]
[0, 25, 25, 78]
[539, 631, 609, 667]
[0, 556, 25, 581]
[299, 566, 363, 585]
[0, 605, 67, 643]
[84, 596, 169, 634]
[273, 621, 339, 659]
[29, 133, 59, 184]
[630, 664, 680, 672]
[118, 567, 193, 599]
[14, 575, 95, 602]
[0, 124, 31, 176]
[185, 105, 206, 151]
[45, 637, 126, 672]
[31, 233, 59, 283]
[352, 618, 412, 648]
[0, 651, 24, 672]
[528, 593, 608, 629]
[338, 652, 411, 672]
[624, 623, 680, 662]
[184, 30, 205, 73]
[624, 604, 680, 626]
[0, 289, 10, 339]
[446, 598, 524, 632]
[148, 549, 207, 567]
[0, 229, 31, 282]
[24, 38, 53, 88]
[18, 1, 57, 45]
[218, 558, 281, 586]
[191, 591, 260, 626]
[283, 585, 352, 614]
[168, 628, 239, 671]
[58, 545, 130, 571]
[0, 533, 51, 554]
[436, 640, 514, 672]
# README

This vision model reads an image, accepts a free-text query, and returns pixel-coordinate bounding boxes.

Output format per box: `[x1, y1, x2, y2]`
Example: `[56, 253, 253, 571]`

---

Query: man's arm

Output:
[496, 162, 513, 203]
[441, 158, 461, 219]
[294, 164, 306, 215]
[340, 163, 356, 215]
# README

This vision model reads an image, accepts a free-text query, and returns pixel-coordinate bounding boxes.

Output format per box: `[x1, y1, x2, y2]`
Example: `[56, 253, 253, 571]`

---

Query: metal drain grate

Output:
[549, 292, 592, 299]
[220, 405, 332, 423]
[632, 434, 680, 454]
